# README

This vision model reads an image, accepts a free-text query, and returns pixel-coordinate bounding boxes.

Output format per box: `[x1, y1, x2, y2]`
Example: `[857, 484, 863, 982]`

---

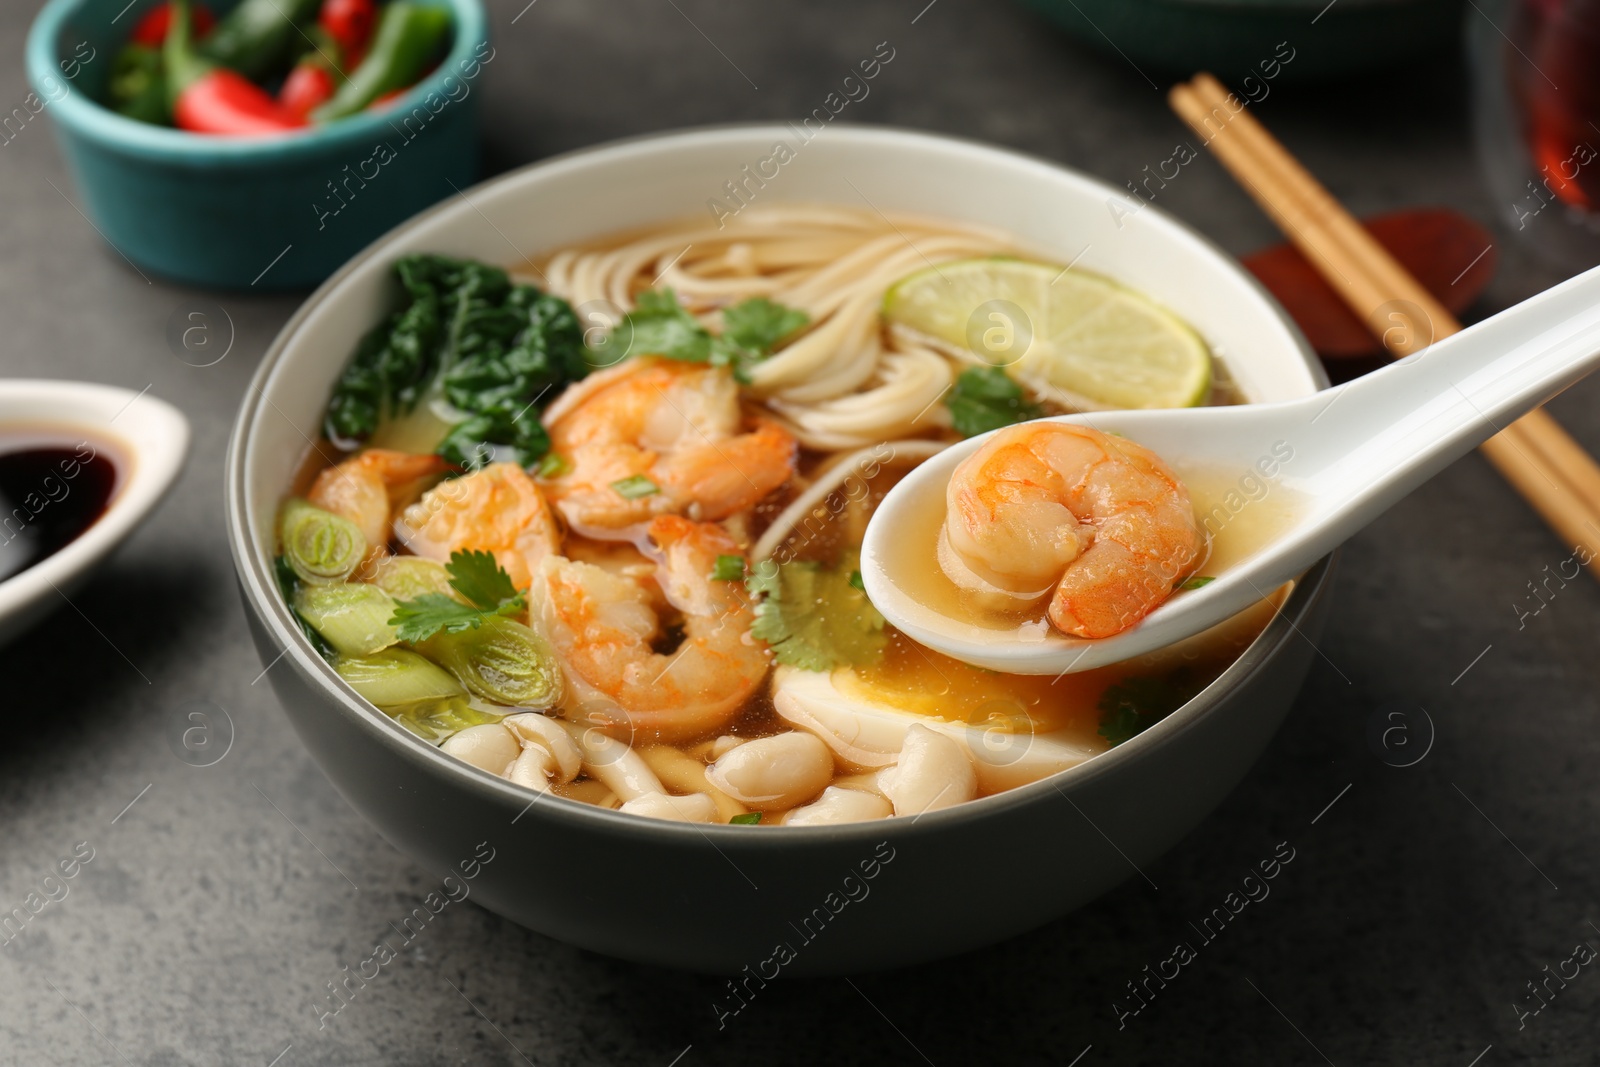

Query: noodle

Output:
[534, 205, 1024, 448]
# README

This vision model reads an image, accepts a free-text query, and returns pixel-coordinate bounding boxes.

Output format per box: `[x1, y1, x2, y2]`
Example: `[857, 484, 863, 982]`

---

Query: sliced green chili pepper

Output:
[311, 1, 452, 122]
[198, 0, 321, 81]
[107, 43, 168, 124]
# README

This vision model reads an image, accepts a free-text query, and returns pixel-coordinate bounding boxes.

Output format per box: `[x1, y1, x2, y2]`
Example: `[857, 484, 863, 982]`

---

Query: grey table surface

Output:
[2, 1, 1597, 1064]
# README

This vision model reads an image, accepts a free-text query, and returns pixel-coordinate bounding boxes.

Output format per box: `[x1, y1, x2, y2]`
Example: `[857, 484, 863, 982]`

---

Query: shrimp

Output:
[541, 358, 797, 536]
[942, 423, 1203, 639]
[308, 449, 449, 561]
[393, 462, 560, 589]
[534, 515, 771, 741]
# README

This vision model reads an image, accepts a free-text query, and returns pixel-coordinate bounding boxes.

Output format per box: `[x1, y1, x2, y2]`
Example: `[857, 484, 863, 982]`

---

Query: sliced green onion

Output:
[387, 695, 502, 741]
[848, 569, 865, 592]
[336, 647, 464, 707]
[370, 556, 454, 601]
[279, 498, 366, 584]
[712, 554, 746, 582]
[1179, 575, 1216, 591]
[610, 475, 659, 500]
[294, 583, 399, 657]
[536, 451, 570, 478]
[421, 615, 563, 709]
[729, 812, 762, 825]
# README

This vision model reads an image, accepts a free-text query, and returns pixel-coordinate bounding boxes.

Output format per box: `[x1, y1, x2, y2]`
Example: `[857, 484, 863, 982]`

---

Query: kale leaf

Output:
[323, 255, 588, 471]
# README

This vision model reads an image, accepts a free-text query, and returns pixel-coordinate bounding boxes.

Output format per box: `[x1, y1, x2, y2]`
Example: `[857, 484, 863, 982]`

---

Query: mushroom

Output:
[878, 723, 976, 817]
[502, 713, 583, 791]
[782, 786, 894, 826]
[440, 723, 520, 775]
[706, 732, 834, 812]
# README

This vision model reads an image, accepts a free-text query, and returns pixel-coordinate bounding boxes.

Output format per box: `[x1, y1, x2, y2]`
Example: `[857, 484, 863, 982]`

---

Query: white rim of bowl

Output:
[0, 380, 189, 622]
[226, 122, 1331, 845]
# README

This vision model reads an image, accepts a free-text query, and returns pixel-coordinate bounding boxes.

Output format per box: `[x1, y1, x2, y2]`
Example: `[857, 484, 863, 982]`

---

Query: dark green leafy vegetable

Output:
[613, 289, 809, 383]
[945, 366, 1044, 437]
[747, 553, 887, 671]
[275, 555, 336, 662]
[388, 550, 527, 643]
[729, 812, 762, 825]
[611, 475, 659, 500]
[324, 254, 588, 471]
[712, 554, 746, 582]
[1096, 676, 1191, 746]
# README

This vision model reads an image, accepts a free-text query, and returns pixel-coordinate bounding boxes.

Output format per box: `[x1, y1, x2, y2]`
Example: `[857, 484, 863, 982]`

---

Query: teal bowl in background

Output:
[25, 0, 487, 290]
[1018, 0, 1464, 83]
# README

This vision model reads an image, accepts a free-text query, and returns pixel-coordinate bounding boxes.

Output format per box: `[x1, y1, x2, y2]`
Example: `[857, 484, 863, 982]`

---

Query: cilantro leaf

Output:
[1096, 676, 1189, 746]
[746, 553, 887, 671]
[612, 290, 808, 383]
[721, 297, 809, 352]
[445, 549, 521, 610]
[619, 288, 712, 363]
[388, 550, 525, 642]
[389, 593, 498, 642]
[945, 366, 1044, 438]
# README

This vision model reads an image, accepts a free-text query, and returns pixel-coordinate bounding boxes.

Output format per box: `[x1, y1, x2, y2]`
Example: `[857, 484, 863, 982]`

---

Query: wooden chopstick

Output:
[1169, 74, 1600, 576]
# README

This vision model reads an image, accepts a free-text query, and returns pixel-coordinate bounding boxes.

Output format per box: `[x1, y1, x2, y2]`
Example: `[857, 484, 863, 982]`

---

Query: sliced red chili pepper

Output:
[131, 2, 214, 48]
[280, 63, 336, 120]
[319, 0, 377, 55]
[176, 69, 306, 134]
[165, 0, 304, 135]
[367, 86, 405, 111]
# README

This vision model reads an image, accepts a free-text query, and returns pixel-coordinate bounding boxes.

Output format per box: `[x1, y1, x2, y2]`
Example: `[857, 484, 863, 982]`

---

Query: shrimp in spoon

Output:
[941, 422, 1204, 639]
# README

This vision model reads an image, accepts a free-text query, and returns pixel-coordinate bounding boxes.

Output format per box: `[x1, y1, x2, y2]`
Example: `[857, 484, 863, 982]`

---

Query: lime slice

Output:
[883, 257, 1211, 409]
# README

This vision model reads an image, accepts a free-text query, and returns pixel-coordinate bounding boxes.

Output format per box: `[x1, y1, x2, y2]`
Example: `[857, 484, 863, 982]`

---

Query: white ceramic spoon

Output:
[863, 263, 1600, 675]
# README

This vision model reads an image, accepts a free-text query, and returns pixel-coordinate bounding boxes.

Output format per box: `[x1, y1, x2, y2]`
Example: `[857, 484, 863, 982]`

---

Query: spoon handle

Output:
[1305, 263, 1600, 506]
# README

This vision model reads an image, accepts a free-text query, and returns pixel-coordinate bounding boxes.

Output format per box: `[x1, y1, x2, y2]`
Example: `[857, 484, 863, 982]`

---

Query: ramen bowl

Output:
[225, 124, 1332, 974]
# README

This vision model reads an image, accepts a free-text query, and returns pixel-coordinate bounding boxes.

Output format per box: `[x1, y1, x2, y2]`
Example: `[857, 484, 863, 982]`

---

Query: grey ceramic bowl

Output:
[225, 125, 1333, 975]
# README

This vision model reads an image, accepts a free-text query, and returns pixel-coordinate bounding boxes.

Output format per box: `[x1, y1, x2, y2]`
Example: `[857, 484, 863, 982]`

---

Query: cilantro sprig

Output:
[1096, 675, 1192, 746]
[388, 550, 526, 643]
[945, 366, 1044, 437]
[615, 289, 809, 382]
[746, 553, 887, 671]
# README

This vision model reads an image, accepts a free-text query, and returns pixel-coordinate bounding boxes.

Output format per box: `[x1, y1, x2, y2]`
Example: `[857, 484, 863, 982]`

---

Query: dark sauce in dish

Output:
[0, 432, 120, 583]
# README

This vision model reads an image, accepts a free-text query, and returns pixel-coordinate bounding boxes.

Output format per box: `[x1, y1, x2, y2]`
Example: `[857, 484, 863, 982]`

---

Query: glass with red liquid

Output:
[1471, 0, 1600, 267]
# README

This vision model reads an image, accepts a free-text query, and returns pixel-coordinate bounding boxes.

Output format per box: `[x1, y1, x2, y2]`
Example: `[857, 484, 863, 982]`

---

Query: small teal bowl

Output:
[26, 0, 487, 290]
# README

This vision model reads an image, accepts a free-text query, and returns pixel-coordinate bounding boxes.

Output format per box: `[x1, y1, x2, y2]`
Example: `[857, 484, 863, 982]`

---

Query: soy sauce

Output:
[0, 432, 120, 583]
